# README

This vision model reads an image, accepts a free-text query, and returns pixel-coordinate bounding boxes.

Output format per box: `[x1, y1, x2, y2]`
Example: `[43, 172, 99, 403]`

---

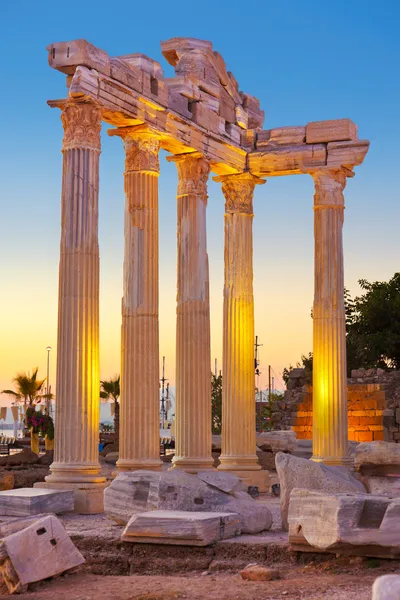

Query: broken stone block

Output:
[288, 489, 400, 558]
[305, 118, 358, 143]
[0, 515, 85, 594]
[104, 470, 272, 534]
[122, 510, 240, 546]
[110, 58, 143, 93]
[275, 452, 366, 530]
[355, 441, 400, 473]
[235, 106, 248, 130]
[372, 575, 400, 600]
[257, 127, 305, 147]
[47, 39, 110, 76]
[240, 565, 280, 581]
[0, 488, 74, 517]
[165, 76, 200, 100]
[119, 53, 163, 78]
[363, 476, 400, 498]
[196, 471, 244, 494]
[256, 430, 297, 453]
[161, 37, 213, 67]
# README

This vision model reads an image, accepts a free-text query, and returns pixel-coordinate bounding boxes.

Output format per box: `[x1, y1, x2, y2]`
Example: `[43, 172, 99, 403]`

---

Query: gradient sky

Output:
[0, 0, 399, 405]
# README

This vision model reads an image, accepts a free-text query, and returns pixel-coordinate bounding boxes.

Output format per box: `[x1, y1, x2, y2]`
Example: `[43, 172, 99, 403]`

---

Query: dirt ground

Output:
[1, 560, 399, 600]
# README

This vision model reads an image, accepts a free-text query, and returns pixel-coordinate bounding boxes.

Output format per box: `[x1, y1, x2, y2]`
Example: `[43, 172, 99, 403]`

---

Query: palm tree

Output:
[2, 367, 48, 412]
[100, 375, 120, 450]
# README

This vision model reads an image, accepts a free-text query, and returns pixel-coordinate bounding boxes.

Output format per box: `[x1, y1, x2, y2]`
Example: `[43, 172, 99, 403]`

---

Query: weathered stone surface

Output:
[257, 127, 305, 147]
[362, 476, 400, 498]
[276, 452, 366, 530]
[372, 575, 400, 600]
[306, 118, 358, 143]
[0, 473, 14, 491]
[122, 510, 240, 545]
[240, 565, 280, 581]
[256, 431, 296, 453]
[0, 515, 85, 593]
[104, 471, 160, 524]
[326, 139, 370, 168]
[197, 471, 243, 494]
[288, 489, 400, 558]
[0, 488, 74, 517]
[47, 39, 110, 76]
[355, 441, 400, 471]
[105, 471, 272, 534]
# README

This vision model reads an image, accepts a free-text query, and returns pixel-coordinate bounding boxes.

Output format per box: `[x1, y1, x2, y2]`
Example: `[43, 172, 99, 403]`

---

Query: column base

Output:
[34, 481, 109, 514]
[46, 462, 106, 485]
[116, 458, 162, 472]
[311, 455, 355, 467]
[170, 456, 215, 474]
[218, 455, 261, 471]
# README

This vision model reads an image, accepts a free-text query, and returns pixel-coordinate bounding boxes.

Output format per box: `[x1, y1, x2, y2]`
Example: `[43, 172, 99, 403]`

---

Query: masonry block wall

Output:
[281, 369, 400, 442]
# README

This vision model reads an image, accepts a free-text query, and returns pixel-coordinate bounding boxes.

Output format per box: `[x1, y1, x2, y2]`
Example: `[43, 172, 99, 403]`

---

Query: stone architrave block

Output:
[110, 58, 143, 93]
[119, 53, 163, 78]
[0, 515, 85, 594]
[258, 127, 306, 147]
[122, 510, 240, 546]
[372, 575, 400, 600]
[165, 76, 200, 100]
[305, 118, 358, 143]
[47, 39, 111, 76]
[288, 489, 400, 558]
[191, 102, 221, 132]
[327, 140, 370, 167]
[0, 488, 74, 517]
[275, 452, 366, 530]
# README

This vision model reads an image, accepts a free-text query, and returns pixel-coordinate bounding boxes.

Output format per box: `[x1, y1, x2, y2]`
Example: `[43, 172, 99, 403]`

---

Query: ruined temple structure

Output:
[43, 37, 369, 511]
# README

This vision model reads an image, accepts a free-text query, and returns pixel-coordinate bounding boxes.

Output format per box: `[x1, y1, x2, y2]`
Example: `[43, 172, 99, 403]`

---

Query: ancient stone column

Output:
[109, 126, 162, 472]
[214, 173, 268, 490]
[167, 152, 214, 472]
[44, 100, 106, 511]
[310, 167, 353, 466]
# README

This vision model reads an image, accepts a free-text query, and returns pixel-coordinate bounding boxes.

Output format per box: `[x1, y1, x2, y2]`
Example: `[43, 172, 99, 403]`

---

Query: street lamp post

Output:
[46, 346, 52, 415]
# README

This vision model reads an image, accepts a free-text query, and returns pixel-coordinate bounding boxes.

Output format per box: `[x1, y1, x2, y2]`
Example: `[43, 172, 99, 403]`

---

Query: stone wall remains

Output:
[277, 368, 400, 443]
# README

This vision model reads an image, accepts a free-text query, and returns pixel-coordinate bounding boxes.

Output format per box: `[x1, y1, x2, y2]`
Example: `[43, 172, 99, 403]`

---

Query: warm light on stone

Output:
[168, 153, 214, 473]
[46, 100, 105, 487]
[110, 126, 162, 472]
[309, 167, 353, 466]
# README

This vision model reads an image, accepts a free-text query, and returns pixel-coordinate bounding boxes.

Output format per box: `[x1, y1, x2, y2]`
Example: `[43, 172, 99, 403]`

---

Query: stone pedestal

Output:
[214, 173, 265, 480]
[46, 101, 105, 495]
[310, 167, 353, 466]
[167, 153, 214, 473]
[35, 481, 108, 514]
[109, 126, 162, 472]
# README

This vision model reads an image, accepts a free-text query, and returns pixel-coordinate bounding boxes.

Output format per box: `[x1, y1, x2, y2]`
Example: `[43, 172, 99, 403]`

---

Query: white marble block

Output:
[122, 510, 241, 546]
[0, 515, 85, 593]
[0, 488, 74, 516]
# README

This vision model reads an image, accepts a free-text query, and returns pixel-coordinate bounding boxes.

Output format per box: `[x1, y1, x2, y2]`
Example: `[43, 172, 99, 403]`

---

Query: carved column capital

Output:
[61, 101, 102, 152]
[109, 126, 160, 175]
[167, 152, 210, 200]
[305, 167, 354, 210]
[214, 172, 265, 214]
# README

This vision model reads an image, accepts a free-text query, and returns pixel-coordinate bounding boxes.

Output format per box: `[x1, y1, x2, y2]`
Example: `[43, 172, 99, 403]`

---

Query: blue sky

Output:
[0, 0, 399, 395]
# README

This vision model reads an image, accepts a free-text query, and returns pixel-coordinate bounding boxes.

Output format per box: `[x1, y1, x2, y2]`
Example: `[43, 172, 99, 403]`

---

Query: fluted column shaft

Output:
[311, 168, 351, 466]
[214, 173, 265, 471]
[47, 101, 105, 484]
[111, 128, 162, 471]
[168, 152, 213, 472]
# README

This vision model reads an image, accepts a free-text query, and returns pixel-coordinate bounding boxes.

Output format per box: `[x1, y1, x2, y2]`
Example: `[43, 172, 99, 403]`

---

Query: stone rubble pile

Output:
[104, 470, 272, 534]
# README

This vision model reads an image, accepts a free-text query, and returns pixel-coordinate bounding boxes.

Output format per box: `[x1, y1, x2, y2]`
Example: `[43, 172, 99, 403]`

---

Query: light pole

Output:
[46, 346, 52, 415]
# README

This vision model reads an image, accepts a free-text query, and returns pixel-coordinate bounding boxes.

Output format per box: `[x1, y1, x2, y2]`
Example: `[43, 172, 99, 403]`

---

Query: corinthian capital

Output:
[214, 172, 265, 214]
[306, 167, 354, 210]
[109, 126, 160, 174]
[61, 101, 102, 152]
[167, 152, 210, 200]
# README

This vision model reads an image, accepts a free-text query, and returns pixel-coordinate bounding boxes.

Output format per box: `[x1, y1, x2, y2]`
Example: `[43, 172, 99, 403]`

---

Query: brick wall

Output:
[280, 368, 400, 443]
